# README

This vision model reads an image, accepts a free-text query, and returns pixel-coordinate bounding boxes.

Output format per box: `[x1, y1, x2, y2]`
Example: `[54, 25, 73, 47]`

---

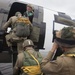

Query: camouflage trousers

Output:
[5, 32, 27, 53]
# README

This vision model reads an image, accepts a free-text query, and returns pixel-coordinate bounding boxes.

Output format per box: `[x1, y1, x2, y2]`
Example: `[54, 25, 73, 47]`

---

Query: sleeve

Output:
[13, 53, 24, 75]
[41, 51, 62, 74]
[2, 17, 12, 30]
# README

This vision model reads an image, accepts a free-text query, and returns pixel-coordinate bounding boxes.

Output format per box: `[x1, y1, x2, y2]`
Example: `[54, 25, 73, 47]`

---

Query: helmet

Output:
[27, 4, 33, 10]
[55, 26, 75, 47]
[15, 12, 22, 16]
[23, 39, 34, 48]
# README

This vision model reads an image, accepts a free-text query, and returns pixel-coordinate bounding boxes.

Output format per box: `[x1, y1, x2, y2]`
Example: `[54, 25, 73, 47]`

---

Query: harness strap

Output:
[27, 51, 40, 65]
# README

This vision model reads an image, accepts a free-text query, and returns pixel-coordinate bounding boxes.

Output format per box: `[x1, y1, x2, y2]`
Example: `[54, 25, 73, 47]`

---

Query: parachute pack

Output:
[15, 17, 32, 37]
[21, 51, 43, 75]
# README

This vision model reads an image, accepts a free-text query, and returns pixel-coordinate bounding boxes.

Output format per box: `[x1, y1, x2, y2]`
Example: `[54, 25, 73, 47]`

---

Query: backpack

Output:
[21, 51, 43, 75]
[15, 17, 32, 37]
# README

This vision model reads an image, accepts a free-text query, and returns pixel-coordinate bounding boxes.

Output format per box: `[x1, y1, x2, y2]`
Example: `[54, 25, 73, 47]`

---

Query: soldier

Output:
[2, 12, 33, 53]
[2, 12, 22, 53]
[13, 39, 43, 75]
[41, 27, 75, 75]
[23, 4, 34, 23]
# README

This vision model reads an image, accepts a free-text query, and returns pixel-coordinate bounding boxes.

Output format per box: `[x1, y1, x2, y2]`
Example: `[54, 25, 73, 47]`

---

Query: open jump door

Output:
[8, 2, 46, 50]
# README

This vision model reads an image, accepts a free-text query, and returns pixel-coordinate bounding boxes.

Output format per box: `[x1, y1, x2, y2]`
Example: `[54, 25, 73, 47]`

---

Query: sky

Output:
[19, 0, 75, 19]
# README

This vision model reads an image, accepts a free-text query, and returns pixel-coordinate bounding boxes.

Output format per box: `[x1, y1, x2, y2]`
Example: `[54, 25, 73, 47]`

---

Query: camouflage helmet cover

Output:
[23, 39, 34, 48]
[55, 26, 75, 47]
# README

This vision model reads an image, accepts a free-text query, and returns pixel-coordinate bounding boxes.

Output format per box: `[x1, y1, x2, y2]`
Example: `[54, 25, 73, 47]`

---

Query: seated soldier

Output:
[13, 39, 43, 75]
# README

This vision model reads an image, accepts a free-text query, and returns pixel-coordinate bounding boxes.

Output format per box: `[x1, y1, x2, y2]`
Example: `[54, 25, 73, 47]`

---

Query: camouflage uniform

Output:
[41, 27, 75, 75]
[13, 39, 43, 75]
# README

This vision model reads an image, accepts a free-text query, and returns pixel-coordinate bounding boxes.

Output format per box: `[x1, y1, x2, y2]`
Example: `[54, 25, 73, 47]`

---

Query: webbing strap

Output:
[27, 51, 40, 65]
